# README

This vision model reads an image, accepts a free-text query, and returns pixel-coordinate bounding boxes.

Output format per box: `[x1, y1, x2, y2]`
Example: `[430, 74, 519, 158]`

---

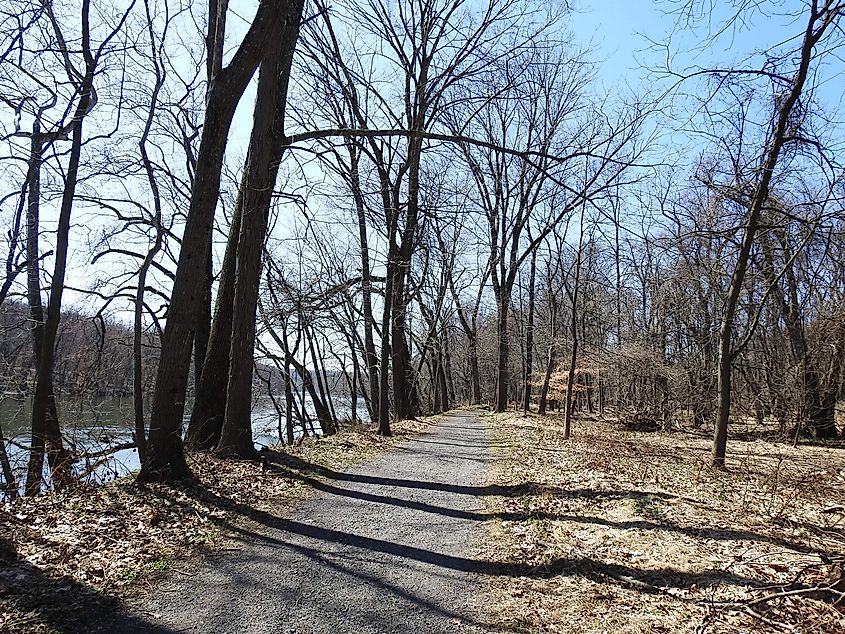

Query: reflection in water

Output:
[0, 394, 369, 496]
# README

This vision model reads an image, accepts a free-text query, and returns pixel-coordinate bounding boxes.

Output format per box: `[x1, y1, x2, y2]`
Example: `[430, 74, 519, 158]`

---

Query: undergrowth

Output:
[483, 412, 845, 633]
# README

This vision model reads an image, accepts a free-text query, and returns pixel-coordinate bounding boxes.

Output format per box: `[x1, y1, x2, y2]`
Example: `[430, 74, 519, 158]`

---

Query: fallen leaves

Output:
[482, 411, 845, 633]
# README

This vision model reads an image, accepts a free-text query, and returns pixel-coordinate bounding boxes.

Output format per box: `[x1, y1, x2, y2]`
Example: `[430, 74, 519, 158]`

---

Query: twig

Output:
[77, 442, 137, 461]
[597, 564, 664, 593]
[743, 605, 794, 632]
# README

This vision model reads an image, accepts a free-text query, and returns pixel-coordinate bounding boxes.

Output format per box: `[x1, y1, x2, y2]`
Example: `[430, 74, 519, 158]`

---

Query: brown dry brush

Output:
[486, 412, 845, 633]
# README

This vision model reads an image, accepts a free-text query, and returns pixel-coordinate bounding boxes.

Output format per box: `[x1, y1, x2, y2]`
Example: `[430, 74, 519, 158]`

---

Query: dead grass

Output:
[0, 417, 431, 633]
[483, 412, 845, 633]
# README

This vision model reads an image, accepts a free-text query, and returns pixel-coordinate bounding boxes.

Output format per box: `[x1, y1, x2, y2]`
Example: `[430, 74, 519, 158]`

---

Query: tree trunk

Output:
[713, 324, 733, 467]
[309, 329, 337, 431]
[0, 422, 17, 500]
[437, 347, 450, 412]
[194, 242, 213, 387]
[522, 249, 537, 412]
[391, 275, 414, 420]
[286, 353, 336, 436]
[494, 292, 510, 413]
[443, 334, 455, 408]
[538, 342, 555, 416]
[26, 119, 69, 495]
[185, 189, 243, 451]
[377, 241, 395, 436]
[141, 1, 288, 482]
[348, 145, 380, 424]
[468, 333, 481, 405]
[712, 2, 830, 468]
[564, 221, 584, 440]
[134, 28, 167, 465]
[218, 6, 304, 458]
[391, 122, 424, 421]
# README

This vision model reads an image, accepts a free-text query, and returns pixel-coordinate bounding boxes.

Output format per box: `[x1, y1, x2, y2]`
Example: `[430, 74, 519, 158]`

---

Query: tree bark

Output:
[494, 291, 510, 413]
[185, 189, 243, 451]
[141, 0, 288, 482]
[0, 422, 17, 500]
[522, 248, 537, 411]
[377, 243, 395, 435]
[217, 2, 304, 458]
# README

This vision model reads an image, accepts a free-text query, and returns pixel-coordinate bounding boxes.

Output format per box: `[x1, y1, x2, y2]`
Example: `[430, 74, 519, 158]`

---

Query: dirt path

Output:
[102, 410, 495, 633]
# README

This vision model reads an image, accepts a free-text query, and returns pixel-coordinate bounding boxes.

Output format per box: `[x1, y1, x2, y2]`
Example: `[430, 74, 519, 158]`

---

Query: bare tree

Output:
[680, 1, 845, 467]
[141, 0, 294, 482]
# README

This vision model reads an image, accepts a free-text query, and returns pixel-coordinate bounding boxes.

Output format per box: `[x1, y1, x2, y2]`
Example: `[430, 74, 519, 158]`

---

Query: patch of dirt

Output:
[483, 412, 845, 633]
[0, 418, 430, 633]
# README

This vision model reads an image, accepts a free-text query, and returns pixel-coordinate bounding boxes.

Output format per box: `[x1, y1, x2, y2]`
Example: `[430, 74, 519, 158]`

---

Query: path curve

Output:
[108, 409, 494, 633]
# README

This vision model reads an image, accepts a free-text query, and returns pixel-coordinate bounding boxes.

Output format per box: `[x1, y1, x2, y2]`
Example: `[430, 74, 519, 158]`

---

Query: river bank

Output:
[0, 394, 367, 496]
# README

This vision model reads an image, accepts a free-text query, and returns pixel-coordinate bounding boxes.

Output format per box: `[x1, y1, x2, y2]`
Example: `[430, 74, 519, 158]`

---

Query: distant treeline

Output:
[0, 301, 156, 397]
[0, 300, 350, 401]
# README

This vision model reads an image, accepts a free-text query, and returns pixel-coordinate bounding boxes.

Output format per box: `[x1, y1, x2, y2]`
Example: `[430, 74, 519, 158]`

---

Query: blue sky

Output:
[570, 0, 844, 109]
[569, 0, 666, 90]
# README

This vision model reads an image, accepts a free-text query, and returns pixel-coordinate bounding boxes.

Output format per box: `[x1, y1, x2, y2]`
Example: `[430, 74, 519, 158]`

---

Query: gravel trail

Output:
[106, 409, 495, 633]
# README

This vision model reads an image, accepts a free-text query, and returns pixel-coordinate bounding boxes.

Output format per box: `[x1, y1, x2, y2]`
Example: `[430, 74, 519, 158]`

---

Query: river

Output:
[0, 394, 369, 496]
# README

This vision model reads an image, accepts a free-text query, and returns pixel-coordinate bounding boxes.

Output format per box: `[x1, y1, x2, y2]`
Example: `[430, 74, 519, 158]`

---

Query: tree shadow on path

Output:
[261, 451, 824, 559]
[182, 484, 781, 595]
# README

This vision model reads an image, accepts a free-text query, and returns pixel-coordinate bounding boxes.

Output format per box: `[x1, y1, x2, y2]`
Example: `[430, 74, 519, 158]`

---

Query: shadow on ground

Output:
[141, 450, 819, 597]
[259, 450, 825, 559]
[0, 535, 176, 634]
[9, 420, 837, 632]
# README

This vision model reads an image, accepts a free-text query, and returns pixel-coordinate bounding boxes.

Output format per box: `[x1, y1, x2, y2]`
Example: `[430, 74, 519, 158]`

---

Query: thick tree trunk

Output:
[141, 1, 287, 482]
[185, 192, 242, 451]
[391, 275, 413, 420]
[218, 5, 303, 458]
[391, 124, 424, 421]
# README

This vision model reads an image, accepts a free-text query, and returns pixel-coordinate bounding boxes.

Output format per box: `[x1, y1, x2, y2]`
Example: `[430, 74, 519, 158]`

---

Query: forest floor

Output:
[3, 410, 844, 633]
[0, 417, 431, 633]
[485, 411, 845, 633]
